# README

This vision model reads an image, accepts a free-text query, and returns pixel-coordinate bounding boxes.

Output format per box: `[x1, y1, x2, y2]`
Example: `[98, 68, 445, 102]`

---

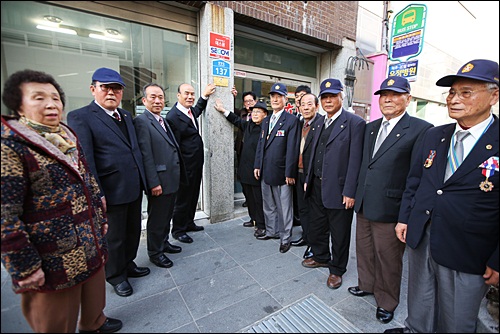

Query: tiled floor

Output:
[2, 212, 410, 333]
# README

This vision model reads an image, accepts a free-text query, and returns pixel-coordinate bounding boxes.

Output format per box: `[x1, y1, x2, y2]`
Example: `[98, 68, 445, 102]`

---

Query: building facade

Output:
[1, 1, 359, 223]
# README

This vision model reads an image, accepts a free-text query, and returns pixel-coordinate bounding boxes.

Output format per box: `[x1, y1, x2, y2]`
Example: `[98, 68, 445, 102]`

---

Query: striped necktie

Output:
[372, 120, 389, 157]
[112, 111, 121, 121]
[444, 130, 470, 181]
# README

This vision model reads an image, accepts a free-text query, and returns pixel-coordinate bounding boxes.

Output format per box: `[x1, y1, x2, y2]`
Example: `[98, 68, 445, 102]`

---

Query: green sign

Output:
[390, 4, 427, 62]
[393, 4, 426, 36]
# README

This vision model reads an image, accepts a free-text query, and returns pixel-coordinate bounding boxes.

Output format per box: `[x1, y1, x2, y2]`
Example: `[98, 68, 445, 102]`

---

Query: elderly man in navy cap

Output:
[350, 76, 433, 324]
[68, 67, 149, 298]
[385, 60, 499, 333]
[301, 78, 365, 290]
[254, 83, 301, 253]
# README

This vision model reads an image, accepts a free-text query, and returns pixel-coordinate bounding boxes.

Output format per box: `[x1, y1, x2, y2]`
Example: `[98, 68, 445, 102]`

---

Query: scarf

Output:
[19, 117, 79, 167]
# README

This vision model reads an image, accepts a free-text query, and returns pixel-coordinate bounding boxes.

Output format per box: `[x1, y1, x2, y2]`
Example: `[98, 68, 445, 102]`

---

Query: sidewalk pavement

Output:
[1, 206, 495, 333]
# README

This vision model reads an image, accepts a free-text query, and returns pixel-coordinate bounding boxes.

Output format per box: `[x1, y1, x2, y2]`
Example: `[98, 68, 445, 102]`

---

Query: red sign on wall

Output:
[209, 32, 231, 60]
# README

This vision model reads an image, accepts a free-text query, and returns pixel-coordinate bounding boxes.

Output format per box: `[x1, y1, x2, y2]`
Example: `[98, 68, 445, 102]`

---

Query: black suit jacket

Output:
[354, 113, 433, 222]
[134, 111, 186, 195]
[67, 101, 146, 205]
[165, 97, 208, 178]
[399, 115, 499, 274]
[300, 114, 325, 174]
[225, 111, 262, 186]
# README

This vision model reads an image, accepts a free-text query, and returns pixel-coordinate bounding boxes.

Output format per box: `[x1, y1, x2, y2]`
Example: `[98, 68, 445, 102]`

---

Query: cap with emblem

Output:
[92, 67, 126, 87]
[250, 101, 269, 113]
[436, 59, 499, 87]
[319, 78, 344, 96]
[268, 83, 288, 96]
[374, 76, 411, 95]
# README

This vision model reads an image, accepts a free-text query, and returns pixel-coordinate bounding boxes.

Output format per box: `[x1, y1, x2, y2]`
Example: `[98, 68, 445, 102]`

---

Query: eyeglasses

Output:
[443, 88, 491, 100]
[97, 84, 123, 93]
[244, 99, 255, 104]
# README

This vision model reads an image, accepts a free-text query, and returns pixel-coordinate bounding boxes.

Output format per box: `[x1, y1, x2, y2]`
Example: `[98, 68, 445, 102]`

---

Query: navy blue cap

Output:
[319, 78, 343, 96]
[374, 76, 411, 95]
[92, 67, 126, 87]
[436, 59, 499, 87]
[268, 83, 288, 96]
[250, 101, 269, 113]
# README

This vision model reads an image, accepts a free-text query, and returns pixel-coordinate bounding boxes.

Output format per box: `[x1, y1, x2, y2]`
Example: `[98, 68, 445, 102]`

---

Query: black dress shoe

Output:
[186, 224, 204, 232]
[163, 241, 182, 253]
[127, 266, 150, 278]
[242, 201, 248, 207]
[243, 220, 254, 227]
[150, 254, 173, 268]
[254, 228, 266, 238]
[348, 286, 373, 297]
[290, 238, 307, 247]
[79, 317, 123, 333]
[113, 280, 132, 297]
[256, 234, 280, 240]
[279, 243, 291, 253]
[303, 247, 313, 259]
[376, 307, 394, 324]
[174, 233, 193, 243]
[383, 328, 406, 333]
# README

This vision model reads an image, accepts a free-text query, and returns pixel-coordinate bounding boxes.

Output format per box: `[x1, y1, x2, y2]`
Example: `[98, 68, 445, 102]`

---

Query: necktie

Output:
[444, 130, 470, 181]
[324, 117, 333, 129]
[188, 109, 197, 129]
[158, 117, 166, 132]
[112, 111, 121, 121]
[269, 114, 277, 132]
[300, 123, 310, 154]
[372, 120, 389, 157]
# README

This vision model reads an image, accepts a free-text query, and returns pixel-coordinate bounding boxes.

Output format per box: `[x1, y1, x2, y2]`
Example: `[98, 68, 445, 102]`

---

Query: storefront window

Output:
[1, 1, 198, 117]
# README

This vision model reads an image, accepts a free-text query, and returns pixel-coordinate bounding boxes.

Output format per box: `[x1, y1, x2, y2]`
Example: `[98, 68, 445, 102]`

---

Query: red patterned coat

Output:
[1, 116, 108, 293]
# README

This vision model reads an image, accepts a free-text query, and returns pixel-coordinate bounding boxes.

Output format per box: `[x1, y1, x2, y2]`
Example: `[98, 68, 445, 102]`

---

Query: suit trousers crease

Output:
[242, 182, 266, 230]
[355, 213, 405, 311]
[105, 195, 143, 285]
[21, 267, 107, 333]
[261, 181, 294, 243]
[405, 224, 489, 333]
[172, 166, 202, 236]
[308, 176, 353, 276]
[146, 193, 176, 257]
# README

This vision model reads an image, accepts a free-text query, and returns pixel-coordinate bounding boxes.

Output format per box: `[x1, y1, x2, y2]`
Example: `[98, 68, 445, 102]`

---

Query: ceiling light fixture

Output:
[105, 28, 120, 36]
[36, 24, 77, 35]
[89, 33, 123, 43]
[43, 15, 63, 24]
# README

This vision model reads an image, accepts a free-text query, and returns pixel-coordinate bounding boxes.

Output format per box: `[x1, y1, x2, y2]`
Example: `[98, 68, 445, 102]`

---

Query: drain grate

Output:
[243, 295, 361, 333]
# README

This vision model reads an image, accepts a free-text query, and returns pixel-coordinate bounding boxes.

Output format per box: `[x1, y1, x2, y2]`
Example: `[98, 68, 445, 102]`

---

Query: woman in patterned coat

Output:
[1, 70, 121, 333]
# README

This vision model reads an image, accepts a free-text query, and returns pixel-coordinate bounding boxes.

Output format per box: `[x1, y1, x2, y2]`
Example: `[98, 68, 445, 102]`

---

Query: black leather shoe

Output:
[256, 234, 280, 240]
[186, 224, 204, 232]
[163, 241, 182, 253]
[279, 243, 291, 253]
[254, 228, 266, 238]
[348, 286, 373, 297]
[376, 307, 394, 324]
[113, 280, 132, 297]
[242, 201, 248, 207]
[150, 254, 173, 268]
[79, 317, 123, 333]
[290, 238, 307, 247]
[303, 247, 313, 259]
[383, 328, 406, 333]
[127, 266, 150, 278]
[174, 233, 193, 243]
[243, 220, 254, 227]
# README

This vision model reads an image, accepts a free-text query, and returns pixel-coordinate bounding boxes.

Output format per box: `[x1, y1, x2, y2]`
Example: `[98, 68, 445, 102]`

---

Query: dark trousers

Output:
[295, 172, 310, 244]
[172, 166, 202, 237]
[356, 212, 405, 311]
[105, 194, 143, 285]
[146, 192, 176, 258]
[308, 176, 353, 276]
[242, 182, 265, 230]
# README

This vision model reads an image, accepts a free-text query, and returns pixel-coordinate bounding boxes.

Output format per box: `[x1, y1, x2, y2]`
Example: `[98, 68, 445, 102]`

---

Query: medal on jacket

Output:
[424, 150, 436, 168]
[478, 157, 499, 192]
